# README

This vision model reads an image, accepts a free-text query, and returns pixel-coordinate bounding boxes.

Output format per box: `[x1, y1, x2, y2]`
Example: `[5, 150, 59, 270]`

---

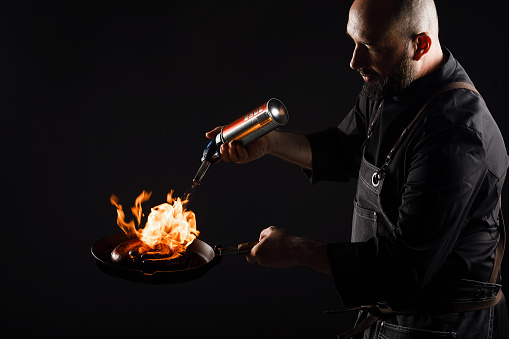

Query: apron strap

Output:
[490, 196, 505, 284]
[375, 82, 482, 179]
[336, 290, 504, 339]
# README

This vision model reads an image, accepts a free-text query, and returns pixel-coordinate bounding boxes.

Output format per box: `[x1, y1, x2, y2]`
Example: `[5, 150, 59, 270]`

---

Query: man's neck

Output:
[416, 45, 444, 80]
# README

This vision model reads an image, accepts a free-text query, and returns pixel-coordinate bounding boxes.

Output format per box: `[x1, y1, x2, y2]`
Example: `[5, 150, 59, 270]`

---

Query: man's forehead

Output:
[347, 8, 393, 45]
[350, 0, 396, 18]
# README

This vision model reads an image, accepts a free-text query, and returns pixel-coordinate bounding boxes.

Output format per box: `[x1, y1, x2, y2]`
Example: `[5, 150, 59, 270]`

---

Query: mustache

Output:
[358, 68, 379, 78]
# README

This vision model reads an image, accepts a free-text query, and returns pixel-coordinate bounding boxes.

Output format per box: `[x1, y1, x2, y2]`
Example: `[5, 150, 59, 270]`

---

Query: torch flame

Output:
[110, 190, 199, 258]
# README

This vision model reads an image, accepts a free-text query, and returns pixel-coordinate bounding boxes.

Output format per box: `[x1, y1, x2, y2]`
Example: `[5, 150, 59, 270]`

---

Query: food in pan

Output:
[109, 190, 198, 271]
[111, 238, 189, 270]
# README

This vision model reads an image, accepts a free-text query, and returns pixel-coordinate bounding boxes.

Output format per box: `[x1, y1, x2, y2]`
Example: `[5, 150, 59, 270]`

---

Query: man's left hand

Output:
[246, 226, 332, 275]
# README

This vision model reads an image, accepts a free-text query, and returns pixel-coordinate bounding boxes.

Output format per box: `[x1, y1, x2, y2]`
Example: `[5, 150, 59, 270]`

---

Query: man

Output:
[207, 0, 508, 337]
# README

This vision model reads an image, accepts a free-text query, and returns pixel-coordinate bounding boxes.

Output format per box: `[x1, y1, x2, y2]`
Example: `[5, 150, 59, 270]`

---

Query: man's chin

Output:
[364, 79, 379, 84]
[362, 82, 384, 101]
[359, 51, 414, 101]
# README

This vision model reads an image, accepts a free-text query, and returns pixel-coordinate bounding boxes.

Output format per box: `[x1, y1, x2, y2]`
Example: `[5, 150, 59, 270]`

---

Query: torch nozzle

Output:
[192, 160, 212, 185]
[192, 138, 222, 186]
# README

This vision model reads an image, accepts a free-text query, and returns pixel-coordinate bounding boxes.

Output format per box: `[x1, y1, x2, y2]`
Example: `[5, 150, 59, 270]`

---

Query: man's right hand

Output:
[205, 126, 270, 164]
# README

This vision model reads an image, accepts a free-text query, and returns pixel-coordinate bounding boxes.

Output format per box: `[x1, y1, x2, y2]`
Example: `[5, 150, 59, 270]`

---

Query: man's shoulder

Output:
[416, 83, 508, 178]
[431, 85, 489, 133]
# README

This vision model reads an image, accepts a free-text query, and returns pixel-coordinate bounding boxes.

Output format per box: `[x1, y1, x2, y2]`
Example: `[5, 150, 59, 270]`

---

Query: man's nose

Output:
[350, 45, 368, 70]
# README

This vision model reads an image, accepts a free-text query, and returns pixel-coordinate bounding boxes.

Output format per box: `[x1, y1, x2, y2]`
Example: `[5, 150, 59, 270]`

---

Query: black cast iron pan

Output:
[91, 233, 256, 284]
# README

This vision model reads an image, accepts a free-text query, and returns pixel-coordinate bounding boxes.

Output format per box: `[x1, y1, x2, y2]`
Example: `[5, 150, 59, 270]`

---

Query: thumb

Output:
[205, 126, 223, 139]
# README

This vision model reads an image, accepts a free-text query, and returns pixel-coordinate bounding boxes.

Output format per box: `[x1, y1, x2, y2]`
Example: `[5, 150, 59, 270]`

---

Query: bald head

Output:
[348, 0, 443, 94]
[350, 0, 439, 41]
[392, 0, 439, 39]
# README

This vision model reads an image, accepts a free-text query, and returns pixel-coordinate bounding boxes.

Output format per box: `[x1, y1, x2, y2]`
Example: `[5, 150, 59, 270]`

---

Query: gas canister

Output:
[192, 98, 288, 185]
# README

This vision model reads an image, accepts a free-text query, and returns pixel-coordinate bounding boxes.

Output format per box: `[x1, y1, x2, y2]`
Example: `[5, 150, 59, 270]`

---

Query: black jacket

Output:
[306, 49, 509, 305]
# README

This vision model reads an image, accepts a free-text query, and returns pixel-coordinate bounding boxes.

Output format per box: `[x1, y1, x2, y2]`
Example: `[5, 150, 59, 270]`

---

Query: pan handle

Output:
[237, 241, 259, 254]
[218, 241, 259, 256]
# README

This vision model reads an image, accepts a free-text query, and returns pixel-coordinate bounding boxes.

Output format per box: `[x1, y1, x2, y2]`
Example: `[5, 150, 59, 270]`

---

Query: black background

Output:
[2, 1, 508, 338]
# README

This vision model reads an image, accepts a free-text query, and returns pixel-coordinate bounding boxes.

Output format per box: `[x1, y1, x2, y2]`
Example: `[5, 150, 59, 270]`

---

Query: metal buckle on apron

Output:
[371, 171, 382, 187]
[372, 155, 391, 187]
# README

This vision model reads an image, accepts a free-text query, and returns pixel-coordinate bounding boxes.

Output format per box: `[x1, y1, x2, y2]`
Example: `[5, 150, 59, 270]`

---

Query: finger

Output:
[205, 126, 223, 139]
[245, 242, 259, 264]
[246, 253, 257, 264]
[220, 143, 232, 162]
[228, 141, 241, 162]
[236, 143, 250, 163]
[259, 226, 275, 240]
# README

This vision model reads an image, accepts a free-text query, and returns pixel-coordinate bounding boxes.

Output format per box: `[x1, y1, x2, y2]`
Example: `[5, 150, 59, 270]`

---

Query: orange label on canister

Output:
[222, 102, 268, 134]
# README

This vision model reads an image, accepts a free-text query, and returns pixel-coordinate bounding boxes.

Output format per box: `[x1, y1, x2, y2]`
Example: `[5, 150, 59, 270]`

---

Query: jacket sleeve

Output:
[305, 95, 370, 183]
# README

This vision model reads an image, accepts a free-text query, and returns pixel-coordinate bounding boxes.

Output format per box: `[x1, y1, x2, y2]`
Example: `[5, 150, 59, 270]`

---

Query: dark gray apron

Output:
[342, 83, 504, 339]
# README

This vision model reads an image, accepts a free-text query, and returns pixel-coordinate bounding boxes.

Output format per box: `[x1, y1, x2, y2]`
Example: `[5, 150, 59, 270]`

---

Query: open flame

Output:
[110, 190, 199, 259]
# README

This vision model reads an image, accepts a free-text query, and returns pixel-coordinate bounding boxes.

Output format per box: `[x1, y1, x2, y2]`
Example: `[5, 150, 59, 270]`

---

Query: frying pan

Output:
[91, 233, 256, 284]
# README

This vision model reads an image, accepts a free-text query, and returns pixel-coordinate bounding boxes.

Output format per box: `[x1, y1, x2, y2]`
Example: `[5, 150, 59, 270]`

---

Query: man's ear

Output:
[412, 33, 432, 61]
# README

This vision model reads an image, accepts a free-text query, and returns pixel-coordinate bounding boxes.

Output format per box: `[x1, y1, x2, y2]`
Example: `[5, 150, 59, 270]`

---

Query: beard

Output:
[361, 52, 415, 101]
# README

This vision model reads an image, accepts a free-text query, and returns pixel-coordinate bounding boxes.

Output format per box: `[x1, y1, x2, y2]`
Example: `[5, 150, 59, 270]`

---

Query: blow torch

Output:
[186, 98, 288, 199]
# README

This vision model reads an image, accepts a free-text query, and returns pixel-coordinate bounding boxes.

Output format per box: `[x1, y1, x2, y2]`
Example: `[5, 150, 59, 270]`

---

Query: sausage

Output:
[141, 252, 189, 271]
[140, 243, 173, 260]
[111, 239, 188, 271]
[110, 239, 143, 266]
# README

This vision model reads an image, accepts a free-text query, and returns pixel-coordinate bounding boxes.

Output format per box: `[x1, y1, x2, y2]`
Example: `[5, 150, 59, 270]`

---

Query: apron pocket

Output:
[352, 200, 378, 243]
[379, 321, 456, 339]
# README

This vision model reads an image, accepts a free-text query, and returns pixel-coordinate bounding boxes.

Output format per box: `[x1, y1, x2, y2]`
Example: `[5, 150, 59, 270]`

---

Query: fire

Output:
[110, 190, 199, 259]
